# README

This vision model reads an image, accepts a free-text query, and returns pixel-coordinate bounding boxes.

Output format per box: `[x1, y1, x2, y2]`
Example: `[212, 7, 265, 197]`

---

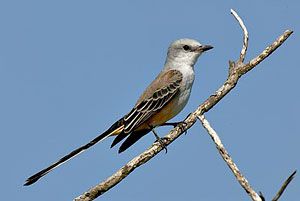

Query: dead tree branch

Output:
[198, 115, 261, 201]
[198, 115, 296, 201]
[74, 9, 293, 201]
[196, 9, 295, 201]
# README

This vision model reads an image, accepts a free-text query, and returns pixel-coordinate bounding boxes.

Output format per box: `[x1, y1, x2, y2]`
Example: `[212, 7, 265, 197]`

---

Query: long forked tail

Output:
[24, 118, 124, 186]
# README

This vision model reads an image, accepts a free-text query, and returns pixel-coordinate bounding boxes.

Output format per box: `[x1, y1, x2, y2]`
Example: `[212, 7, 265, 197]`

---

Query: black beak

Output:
[199, 45, 213, 52]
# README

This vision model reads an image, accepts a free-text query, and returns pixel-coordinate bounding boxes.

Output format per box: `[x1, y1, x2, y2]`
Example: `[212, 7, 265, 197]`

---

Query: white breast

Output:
[173, 65, 195, 116]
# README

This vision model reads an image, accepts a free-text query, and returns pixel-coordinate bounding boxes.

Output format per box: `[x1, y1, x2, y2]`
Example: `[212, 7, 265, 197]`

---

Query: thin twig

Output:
[74, 10, 293, 201]
[197, 115, 261, 201]
[272, 170, 297, 201]
[231, 9, 248, 64]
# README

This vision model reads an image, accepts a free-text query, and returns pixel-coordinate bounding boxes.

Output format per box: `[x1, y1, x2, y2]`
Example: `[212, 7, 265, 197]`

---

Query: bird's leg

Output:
[160, 113, 191, 134]
[161, 122, 187, 127]
[152, 129, 168, 154]
[148, 124, 168, 153]
[161, 122, 187, 135]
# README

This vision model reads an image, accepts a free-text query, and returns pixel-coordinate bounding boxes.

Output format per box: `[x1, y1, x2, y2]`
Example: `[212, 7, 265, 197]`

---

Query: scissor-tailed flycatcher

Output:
[24, 38, 213, 186]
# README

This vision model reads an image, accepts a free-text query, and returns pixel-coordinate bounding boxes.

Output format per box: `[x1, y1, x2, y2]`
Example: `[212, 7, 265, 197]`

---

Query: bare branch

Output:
[240, 30, 293, 75]
[197, 115, 262, 201]
[74, 10, 293, 201]
[231, 9, 248, 63]
[197, 9, 295, 201]
[272, 170, 297, 201]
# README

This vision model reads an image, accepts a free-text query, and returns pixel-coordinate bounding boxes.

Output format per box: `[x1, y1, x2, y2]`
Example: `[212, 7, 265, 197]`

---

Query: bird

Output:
[24, 38, 213, 186]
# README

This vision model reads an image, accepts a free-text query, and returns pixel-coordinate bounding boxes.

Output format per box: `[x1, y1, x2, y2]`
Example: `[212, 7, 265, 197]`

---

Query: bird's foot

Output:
[154, 136, 168, 154]
[160, 113, 191, 135]
[161, 121, 188, 135]
[150, 127, 168, 153]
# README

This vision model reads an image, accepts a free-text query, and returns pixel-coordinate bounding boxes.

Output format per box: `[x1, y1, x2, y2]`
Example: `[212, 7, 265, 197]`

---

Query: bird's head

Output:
[166, 38, 213, 67]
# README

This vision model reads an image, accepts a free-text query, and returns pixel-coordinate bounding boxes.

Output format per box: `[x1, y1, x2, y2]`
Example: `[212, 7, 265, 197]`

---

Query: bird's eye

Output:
[183, 45, 191, 51]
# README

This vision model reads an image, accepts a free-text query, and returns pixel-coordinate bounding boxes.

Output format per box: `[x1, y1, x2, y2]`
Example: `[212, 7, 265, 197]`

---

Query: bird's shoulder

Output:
[135, 69, 183, 106]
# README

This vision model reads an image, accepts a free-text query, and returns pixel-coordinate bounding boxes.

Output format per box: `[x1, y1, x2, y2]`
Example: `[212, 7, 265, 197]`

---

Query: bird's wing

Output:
[123, 69, 183, 133]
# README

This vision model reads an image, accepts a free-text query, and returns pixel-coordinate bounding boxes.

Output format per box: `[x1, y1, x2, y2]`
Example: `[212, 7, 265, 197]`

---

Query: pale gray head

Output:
[165, 38, 213, 67]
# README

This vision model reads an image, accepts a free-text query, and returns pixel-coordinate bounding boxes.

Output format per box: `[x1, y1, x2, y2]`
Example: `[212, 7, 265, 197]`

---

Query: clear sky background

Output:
[0, 1, 299, 200]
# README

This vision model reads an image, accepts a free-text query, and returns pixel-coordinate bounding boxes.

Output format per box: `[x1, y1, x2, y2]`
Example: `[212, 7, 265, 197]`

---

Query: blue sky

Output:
[0, 1, 299, 200]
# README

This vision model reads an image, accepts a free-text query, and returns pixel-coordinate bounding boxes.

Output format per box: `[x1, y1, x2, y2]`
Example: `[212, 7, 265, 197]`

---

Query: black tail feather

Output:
[24, 118, 123, 186]
[118, 129, 151, 153]
[110, 131, 129, 148]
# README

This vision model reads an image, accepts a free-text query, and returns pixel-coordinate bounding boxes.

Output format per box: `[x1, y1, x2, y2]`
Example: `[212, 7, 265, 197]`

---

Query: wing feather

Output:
[123, 69, 183, 133]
